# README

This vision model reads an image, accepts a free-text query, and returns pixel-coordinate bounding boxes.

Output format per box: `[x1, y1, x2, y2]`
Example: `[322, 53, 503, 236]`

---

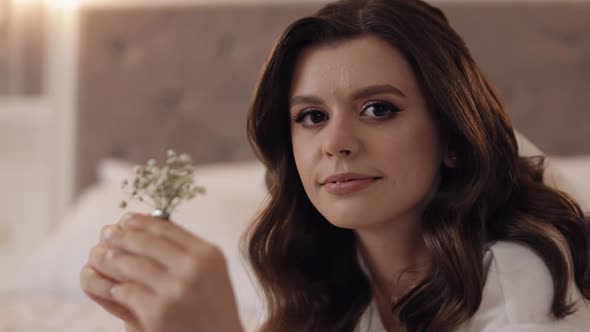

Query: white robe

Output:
[356, 241, 590, 332]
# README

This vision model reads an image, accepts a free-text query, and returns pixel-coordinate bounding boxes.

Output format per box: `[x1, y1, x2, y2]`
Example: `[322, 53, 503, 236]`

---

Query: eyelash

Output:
[290, 101, 403, 127]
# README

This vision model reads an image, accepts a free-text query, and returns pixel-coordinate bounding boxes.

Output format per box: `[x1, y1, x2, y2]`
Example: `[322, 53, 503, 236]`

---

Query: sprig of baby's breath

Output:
[120, 149, 206, 220]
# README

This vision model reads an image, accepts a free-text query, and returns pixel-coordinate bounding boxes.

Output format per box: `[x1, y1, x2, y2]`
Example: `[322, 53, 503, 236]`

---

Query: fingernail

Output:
[123, 219, 140, 228]
[104, 228, 121, 241]
[101, 226, 114, 242]
[105, 248, 116, 260]
[121, 213, 139, 228]
[121, 212, 134, 223]
[110, 285, 122, 297]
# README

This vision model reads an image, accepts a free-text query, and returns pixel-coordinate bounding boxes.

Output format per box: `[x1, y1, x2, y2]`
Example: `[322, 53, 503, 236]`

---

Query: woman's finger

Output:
[89, 244, 166, 291]
[101, 224, 123, 242]
[80, 264, 116, 301]
[110, 251, 176, 295]
[104, 228, 187, 272]
[89, 244, 126, 283]
[80, 265, 141, 326]
[118, 213, 209, 255]
[110, 282, 159, 328]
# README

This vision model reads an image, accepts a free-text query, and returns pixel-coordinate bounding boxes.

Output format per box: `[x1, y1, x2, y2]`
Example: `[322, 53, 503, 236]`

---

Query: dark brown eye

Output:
[293, 110, 328, 126]
[361, 102, 402, 118]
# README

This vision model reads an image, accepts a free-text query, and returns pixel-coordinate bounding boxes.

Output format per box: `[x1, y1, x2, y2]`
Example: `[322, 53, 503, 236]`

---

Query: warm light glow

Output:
[12, 0, 40, 6]
[42, 0, 80, 10]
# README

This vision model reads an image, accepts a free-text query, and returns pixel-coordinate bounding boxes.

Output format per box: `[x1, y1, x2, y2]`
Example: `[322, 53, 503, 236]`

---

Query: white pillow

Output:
[548, 155, 590, 212]
[14, 159, 268, 328]
[514, 130, 590, 206]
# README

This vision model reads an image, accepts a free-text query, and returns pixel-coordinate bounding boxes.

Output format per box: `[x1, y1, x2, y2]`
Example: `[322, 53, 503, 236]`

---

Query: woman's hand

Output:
[83, 213, 244, 332]
[80, 223, 144, 331]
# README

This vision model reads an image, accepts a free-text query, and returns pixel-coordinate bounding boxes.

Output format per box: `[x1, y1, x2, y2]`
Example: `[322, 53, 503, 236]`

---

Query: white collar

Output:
[356, 248, 388, 332]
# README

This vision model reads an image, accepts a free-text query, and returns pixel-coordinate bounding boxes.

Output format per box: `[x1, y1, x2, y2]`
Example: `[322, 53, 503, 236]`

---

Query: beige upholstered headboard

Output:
[75, 2, 590, 196]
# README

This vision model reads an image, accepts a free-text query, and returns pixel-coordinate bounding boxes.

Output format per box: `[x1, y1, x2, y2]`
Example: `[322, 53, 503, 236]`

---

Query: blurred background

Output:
[0, 0, 588, 330]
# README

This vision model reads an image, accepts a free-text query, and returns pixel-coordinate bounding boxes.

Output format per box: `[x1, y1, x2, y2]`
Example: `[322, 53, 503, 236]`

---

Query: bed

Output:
[2, 1, 590, 331]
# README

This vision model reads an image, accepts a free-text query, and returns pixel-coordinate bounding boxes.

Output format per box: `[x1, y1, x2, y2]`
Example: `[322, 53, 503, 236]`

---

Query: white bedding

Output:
[2, 160, 267, 332]
[0, 292, 123, 331]
[0, 291, 262, 332]
[2, 148, 588, 331]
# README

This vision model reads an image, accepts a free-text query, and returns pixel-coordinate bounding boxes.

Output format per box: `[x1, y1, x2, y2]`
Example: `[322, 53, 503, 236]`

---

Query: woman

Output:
[80, 0, 590, 331]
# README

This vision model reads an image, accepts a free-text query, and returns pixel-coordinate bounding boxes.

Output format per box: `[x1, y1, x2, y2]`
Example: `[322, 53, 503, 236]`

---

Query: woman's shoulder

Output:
[458, 240, 590, 332]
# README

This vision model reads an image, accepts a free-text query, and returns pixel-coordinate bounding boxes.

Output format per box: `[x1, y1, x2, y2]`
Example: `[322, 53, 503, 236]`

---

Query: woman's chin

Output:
[323, 215, 377, 230]
[320, 209, 394, 231]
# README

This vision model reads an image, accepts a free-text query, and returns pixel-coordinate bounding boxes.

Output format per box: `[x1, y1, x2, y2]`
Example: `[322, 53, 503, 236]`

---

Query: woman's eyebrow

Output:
[290, 84, 407, 107]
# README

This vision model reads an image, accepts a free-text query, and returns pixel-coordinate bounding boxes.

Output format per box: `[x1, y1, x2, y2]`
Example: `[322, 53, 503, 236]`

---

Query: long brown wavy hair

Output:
[242, 0, 590, 331]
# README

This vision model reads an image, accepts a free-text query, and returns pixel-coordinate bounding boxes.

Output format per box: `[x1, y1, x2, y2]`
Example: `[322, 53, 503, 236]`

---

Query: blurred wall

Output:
[0, 1, 44, 95]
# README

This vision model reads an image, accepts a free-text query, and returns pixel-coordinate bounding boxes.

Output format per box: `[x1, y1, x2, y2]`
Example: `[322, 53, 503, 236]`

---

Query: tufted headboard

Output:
[75, 2, 590, 196]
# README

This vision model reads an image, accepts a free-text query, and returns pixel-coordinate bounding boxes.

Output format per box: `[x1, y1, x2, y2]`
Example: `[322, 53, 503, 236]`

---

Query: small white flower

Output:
[179, 153, 191, 163]
[167, 149, 176, 158]
[120, 150, 206, 220]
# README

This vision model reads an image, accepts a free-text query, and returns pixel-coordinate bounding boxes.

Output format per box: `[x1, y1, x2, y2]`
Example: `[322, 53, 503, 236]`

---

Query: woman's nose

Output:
[321, 116, 360, 159]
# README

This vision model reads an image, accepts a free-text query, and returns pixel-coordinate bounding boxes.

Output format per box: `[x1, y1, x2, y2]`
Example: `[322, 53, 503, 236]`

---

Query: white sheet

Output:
[0, 291, 262, 332]
[4, 160, 267, 332]
[0, 291, 123, 331]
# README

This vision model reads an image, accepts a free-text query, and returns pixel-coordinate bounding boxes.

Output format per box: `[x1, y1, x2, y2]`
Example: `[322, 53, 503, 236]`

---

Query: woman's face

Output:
[289, 35, 447, 230]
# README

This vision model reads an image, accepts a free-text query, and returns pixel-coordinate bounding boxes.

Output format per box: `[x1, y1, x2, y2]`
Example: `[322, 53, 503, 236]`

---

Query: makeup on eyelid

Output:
[290, 101, 404, 126]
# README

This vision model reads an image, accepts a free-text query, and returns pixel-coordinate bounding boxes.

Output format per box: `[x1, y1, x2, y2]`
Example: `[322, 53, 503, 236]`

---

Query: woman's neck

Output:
[355, 214, 431, 325]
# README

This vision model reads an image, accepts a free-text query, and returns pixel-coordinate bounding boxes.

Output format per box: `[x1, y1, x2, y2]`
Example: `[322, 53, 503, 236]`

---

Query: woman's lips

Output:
[322, 177, 380, 195]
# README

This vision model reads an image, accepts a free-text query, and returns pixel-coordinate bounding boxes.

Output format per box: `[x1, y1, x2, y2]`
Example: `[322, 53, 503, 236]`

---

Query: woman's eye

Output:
[292, 110, 328, 127]
[361, 102, 402, 118]
[291, 102, 401, 128]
